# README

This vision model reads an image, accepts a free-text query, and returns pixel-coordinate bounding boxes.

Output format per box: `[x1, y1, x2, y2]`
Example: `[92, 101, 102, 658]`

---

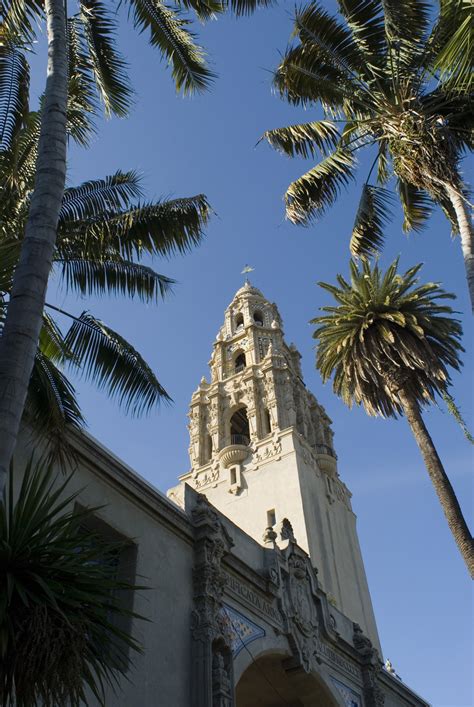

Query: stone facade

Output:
[169, 282, 379, 649]
[14, 283, 430, 706]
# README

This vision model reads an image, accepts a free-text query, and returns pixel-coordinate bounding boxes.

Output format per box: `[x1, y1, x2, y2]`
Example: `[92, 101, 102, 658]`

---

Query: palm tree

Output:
[312, 258, 473, 575]
[0, 0, 273, 491]
[261, 1, 474, 305]
[0, 456, 144, 705]
[0, 97, 211, 464]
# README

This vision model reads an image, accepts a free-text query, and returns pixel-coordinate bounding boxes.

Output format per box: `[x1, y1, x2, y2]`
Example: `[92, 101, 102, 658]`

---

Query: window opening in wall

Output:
[230, 407, 250, 446]
[267, 509, 276, 527]
[230, 467, 237, 485]
[235, 312, 244, 331]
[253, 310, 264, 326]
[234, 351, 246, 373]
[263, 408, 271, 435]
[76, 509, 137, 668]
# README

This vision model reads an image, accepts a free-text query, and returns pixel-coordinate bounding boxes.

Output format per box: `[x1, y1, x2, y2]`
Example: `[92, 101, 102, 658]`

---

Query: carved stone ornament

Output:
[281, 547, 320, 673]
[280, 518, 295, 543]
[191, 494, 235, 707]
[352, 623, 385, 707]
[191, 495, 234, 642]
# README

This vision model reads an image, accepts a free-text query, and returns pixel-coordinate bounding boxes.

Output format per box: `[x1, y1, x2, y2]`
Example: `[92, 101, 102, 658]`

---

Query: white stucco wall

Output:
[15, 430, 195, 707]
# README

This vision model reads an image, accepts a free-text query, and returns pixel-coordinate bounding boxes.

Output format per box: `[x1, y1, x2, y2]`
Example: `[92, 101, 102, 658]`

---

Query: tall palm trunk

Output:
[0, 0, 68, 494]
[398, 386, 474, 577]
[445, 183, 474, 313]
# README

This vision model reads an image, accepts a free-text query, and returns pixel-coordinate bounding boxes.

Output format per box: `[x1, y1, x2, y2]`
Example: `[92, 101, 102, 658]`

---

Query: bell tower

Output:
[168, 281, 380, 648]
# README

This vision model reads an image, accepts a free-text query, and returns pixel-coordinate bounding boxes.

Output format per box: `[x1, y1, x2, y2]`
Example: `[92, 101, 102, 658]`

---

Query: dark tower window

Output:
[230, 407, 250, 446]
[235, 312, 244, 330]
[234, 351, 246, 373]
[262, 408, 272, 436]
[253, 310, 264, 326]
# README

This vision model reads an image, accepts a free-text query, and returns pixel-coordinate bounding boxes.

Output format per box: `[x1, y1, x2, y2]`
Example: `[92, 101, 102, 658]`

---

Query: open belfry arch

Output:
[168, 282, 428, 707]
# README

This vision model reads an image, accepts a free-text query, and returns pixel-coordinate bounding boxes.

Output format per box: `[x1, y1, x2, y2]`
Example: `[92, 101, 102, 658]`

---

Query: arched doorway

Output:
[236, 653, 339, 707]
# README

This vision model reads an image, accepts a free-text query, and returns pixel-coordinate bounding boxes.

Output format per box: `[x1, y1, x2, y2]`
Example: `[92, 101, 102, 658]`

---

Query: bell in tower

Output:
[168, 282, 379, 647]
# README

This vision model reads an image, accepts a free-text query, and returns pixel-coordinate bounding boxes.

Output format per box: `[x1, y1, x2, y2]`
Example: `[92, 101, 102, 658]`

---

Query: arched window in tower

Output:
[253, 310, 264, 326]
[262, 407, 272, 436]
[230, 407, 250, 446]
[235, 312, 244, 331]
[234, 351, 246, 373]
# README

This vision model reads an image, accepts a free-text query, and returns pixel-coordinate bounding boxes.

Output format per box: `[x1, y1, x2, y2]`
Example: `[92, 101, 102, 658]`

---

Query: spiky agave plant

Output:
[312, 258, 473, 575]
[0, 457, 144, 706]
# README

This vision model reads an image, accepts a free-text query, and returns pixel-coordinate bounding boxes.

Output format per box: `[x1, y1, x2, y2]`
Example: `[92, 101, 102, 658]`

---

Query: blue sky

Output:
[31, 2, 473, 704]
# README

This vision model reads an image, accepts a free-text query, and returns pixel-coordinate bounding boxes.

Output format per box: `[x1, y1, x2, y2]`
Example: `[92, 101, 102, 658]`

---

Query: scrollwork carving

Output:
[353, 623, 385, 707]
[280, 548, 320, 674]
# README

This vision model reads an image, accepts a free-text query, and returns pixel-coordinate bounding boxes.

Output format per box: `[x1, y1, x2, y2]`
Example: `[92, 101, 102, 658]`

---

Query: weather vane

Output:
[241, 264, 255, 283]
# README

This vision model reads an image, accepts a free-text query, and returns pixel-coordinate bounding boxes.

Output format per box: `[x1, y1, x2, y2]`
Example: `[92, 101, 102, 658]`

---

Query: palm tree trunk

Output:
[445, 183, 474, 314]
[0, 0, 68, 495]
[398, 386, 474, 577]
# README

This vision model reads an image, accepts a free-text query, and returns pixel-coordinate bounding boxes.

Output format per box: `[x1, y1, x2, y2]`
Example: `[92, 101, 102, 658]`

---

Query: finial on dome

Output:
[241, 265, 255, 286]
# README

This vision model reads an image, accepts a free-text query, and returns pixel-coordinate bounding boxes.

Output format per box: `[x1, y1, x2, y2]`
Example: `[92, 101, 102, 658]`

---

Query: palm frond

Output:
[38, 313, 73, 364]
[225, 0, 276, 15]
[274, 40, 372, 115]
[260, 120, 340, 159]
[6, 109, 40, 194]
[382, 0, 431, 71]
[128, 0, 214, 94]
[59, 171, 143, 223]
[0, 238, 20, 293]
[350, 183, 394, 256]
[433, 0, 474, 93]
[2, 0, 44, 41]
[79, 0, 133, 117]
[376, 140, 390, 185]
[430, 0, 473, 92]
[285, 148, 356, 225]
[25, 351, 85, 465]
[63, 312, 171, 415]
[0, 44, 29, 152]
[57, 258, 175, 302]
[294, 3, 369, 78]
[67, 75, 97, 146]
[66, 17, 97, 145]
[336, 0, 386, 73]
[274, 59, 354, 113]
[173, 0, 224, 20]
[438, 192, 460, 235]
[397, 179, 432, 233]
[59, 193, 211, 261]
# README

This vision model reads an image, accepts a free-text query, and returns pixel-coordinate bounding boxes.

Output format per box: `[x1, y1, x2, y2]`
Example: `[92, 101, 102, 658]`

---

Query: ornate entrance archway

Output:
[236, 653, 340, 707]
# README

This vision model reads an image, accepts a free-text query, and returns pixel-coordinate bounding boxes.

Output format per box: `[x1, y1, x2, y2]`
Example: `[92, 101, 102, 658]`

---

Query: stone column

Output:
[191, 495, 235, 707]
